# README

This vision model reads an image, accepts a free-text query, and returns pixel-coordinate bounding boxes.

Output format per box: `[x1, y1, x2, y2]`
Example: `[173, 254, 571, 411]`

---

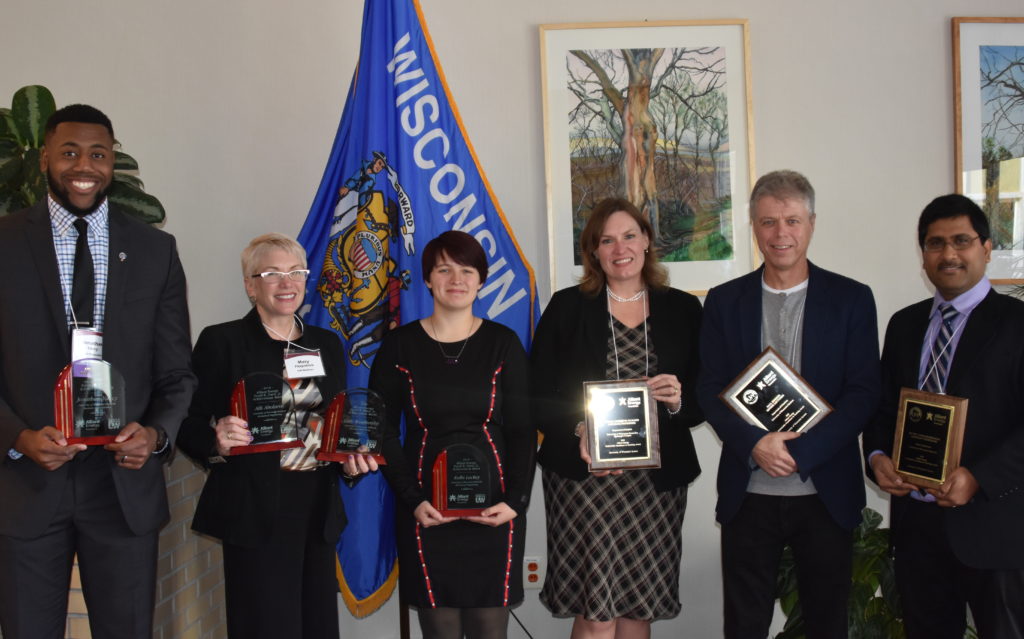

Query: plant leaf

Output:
[109, 182, 165, 224]
[0, 154, 22, 186]
[113, 172, 145, 190]
[0, 108, 16, 139]
[114, 150, 139, 171]
[21, 148, 46, 204]
[11, 85, 56, 148]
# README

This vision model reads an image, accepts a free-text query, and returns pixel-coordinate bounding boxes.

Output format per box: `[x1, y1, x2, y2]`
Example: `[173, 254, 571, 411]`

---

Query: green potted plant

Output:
[0, 85, 165, 223]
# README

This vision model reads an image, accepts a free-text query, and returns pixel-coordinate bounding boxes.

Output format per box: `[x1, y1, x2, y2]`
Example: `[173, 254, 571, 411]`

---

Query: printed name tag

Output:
[71, 328, 103, 362]
[285, 349, 325, 379]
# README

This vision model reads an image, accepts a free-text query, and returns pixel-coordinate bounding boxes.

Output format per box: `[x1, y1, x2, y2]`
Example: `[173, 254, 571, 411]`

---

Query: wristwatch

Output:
[152, 426, 170, 456]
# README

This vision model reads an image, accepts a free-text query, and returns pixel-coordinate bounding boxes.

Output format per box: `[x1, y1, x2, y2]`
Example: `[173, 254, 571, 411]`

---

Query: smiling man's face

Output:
[40, 122, 115, 216]
[752, 195, 815, 282]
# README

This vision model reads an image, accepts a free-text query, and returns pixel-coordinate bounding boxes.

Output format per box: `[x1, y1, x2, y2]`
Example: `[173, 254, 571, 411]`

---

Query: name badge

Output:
[71, 328, 103, 362]
[285, 349, 325, 379]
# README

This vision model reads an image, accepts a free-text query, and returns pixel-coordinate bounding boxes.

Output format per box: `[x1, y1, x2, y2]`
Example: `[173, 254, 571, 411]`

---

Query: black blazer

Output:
[176, 309, 347, 547]
[531, 285, 704, 491]
[864, 289, 1024, 569]
[0, 201, 196, 537]
[698, 263, 880, 531]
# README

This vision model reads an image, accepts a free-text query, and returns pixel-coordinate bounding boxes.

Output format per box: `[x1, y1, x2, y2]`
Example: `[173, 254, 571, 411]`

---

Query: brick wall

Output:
[0, 455, 228, 639]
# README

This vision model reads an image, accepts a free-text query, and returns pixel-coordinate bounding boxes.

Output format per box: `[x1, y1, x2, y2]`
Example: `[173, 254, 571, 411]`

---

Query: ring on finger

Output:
[121, 455, 128, 463]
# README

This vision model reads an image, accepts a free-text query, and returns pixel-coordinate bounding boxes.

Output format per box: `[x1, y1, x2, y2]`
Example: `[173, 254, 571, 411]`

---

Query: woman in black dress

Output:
[177, 233, 376, 639]
[531, 198, 704, 638]
[370, 230, 533, 639]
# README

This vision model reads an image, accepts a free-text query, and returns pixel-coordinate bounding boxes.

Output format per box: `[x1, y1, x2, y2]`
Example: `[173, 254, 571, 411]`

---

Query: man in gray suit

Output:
[0, 104, 196, 639]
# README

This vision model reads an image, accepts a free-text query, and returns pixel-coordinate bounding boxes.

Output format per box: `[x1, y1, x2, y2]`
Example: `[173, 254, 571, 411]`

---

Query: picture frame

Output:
[539, 20, 757, 295]
[953, 17, 1024, 284]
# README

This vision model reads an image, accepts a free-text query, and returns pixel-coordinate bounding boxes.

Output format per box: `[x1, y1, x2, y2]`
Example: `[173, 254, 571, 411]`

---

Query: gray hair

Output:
[749, 170, 815, 220]
[240, 233, 307, 278]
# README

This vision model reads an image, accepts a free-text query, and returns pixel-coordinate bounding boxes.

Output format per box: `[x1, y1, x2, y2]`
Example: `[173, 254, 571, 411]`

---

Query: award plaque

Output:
[431, 443, 495, 517]
[583, 379, 661, 471]
[317, 388, 387, 464]
[719, 347, 832, 433]
[53, 359, 126, 445]
[228, 372, 302, 455]
[892, 388, 968, 489]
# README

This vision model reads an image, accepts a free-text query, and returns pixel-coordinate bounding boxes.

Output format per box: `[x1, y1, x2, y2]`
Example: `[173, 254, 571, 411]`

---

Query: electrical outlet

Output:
[523, 555, 545, 590]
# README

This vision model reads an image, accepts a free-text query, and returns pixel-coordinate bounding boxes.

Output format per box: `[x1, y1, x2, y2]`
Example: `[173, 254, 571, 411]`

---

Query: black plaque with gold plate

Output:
[583, 379, 660, 471]
[719, 347, 832, 433]
[892, 388, 967, 489]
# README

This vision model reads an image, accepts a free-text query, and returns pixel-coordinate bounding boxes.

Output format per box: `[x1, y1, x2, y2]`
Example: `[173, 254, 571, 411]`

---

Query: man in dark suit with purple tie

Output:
[864, 194, 1024, 639]
[0, 104, 195, 638]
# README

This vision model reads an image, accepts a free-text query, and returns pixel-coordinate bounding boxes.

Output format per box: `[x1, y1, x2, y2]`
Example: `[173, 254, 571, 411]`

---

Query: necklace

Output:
[428, 316, 474, 365]
[607, 292, 649, 379]
[606, 286, 646, 303]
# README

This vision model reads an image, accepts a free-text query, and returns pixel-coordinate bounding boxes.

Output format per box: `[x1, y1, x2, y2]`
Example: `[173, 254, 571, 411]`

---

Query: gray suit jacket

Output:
[0, 200, 196, 538]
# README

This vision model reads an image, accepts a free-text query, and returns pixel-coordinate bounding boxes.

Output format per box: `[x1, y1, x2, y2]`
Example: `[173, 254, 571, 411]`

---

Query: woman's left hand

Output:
[647, 373, 682, 413]
[463, 501, 518, 527]
[342, 453, 380, 478]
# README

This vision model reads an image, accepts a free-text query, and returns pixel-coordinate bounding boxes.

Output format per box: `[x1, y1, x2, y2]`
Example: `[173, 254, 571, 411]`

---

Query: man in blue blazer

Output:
[864, 194, 1024, 638]
[0, 105, 195, 638]
[698, 170, 880, 639]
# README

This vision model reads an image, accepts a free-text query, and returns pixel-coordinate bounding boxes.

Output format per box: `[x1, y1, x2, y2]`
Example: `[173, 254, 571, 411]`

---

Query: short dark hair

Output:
[44, 104, 114, 140]
[421, 230, 488, 284]
[578, 197, 667, 295]
[916, 194, 990, 249]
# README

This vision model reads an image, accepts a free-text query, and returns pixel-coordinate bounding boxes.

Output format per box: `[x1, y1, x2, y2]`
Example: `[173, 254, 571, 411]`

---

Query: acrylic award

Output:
[53, 358, 126, 445]
[317, 388, 386, 464]
[228, 372, 302, 455]
[431, 443, 495, 517]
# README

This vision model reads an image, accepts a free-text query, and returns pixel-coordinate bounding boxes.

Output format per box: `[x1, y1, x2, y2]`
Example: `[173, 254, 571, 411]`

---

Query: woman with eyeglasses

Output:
[177, 233, 376, 639]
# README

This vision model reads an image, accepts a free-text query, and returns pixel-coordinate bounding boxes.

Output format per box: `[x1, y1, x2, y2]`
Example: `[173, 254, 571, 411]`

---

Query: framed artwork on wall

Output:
[539, 20, 756, 295]
[954, 17, 1024, 284]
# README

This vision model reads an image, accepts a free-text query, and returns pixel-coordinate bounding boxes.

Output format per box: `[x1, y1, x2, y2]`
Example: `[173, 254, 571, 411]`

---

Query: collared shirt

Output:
[8, 197, 111, 461]
[916, 277, 991, 390]
[899, 276, 991, 501]
[49, 195, 110, 332]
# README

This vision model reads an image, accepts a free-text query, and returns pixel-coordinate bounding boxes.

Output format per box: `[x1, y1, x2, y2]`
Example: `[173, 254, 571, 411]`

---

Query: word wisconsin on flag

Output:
[297, 0, 539, 618]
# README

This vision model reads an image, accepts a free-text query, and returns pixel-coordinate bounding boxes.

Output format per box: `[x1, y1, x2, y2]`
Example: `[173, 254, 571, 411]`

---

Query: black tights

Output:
[416, 606, 510, 639]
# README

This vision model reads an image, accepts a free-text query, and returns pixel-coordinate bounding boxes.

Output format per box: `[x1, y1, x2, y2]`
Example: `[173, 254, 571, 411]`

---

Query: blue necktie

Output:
[923, 303, 958, 393]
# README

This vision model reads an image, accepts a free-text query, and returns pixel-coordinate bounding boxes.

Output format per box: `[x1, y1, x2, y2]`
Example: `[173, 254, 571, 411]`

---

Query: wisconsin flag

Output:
[297, 0, 539, 617]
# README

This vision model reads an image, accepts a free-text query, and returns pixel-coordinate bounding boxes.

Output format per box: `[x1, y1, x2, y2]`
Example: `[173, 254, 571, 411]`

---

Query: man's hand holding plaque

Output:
[719, 347, 832, 433]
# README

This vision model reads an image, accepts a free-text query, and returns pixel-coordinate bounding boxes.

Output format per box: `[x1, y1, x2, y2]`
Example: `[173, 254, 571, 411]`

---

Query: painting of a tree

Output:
[566, 46, 732, 263]
[980, 45, 1024, 250]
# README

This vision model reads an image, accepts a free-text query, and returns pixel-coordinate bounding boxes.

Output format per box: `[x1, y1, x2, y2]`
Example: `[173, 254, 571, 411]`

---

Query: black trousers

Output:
[894, 498, 1024, 639]
[721, 493, 852, 639]
[0, 451, 158, 639]
[222, 469, 340, 639]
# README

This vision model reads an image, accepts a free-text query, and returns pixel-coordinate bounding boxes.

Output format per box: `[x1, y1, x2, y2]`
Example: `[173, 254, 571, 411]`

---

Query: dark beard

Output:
[46, 167, 111, 217]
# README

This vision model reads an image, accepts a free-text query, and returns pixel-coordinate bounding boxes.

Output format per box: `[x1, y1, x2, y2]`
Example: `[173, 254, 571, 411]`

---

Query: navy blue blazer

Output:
[697, 262, 880, 531]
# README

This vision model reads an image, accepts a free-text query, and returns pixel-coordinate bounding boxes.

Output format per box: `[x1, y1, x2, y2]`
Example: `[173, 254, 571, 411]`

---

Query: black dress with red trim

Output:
[370, 319, 534, 609]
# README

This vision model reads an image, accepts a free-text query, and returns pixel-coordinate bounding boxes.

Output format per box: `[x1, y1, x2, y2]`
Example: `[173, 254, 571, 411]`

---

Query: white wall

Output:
[3, 0, 1020, 637]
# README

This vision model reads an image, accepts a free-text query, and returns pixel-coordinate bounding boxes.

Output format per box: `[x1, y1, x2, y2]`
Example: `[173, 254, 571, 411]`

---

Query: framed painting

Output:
[540, 20, 756, 295]
[954, 17, 1024, 283]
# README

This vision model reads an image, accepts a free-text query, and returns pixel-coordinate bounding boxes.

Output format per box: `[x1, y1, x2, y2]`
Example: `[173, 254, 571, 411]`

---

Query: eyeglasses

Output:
[250, 269, 310, 282]
[922, 235, 980, 253]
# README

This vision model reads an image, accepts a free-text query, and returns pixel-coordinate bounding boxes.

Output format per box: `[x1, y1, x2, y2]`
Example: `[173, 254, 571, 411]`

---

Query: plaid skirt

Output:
[539, 468, 687, 621]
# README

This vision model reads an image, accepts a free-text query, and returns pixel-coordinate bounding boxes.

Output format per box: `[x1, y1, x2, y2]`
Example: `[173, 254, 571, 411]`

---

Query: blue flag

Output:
[297, 0, 539, 617]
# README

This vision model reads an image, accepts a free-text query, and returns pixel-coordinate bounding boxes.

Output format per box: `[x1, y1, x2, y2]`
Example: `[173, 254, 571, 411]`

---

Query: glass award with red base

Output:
[228, 372, 302, 455]
[317, 388, 386, 464]
[431, 443, 494, 517]
[53, 359, 126, 445]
